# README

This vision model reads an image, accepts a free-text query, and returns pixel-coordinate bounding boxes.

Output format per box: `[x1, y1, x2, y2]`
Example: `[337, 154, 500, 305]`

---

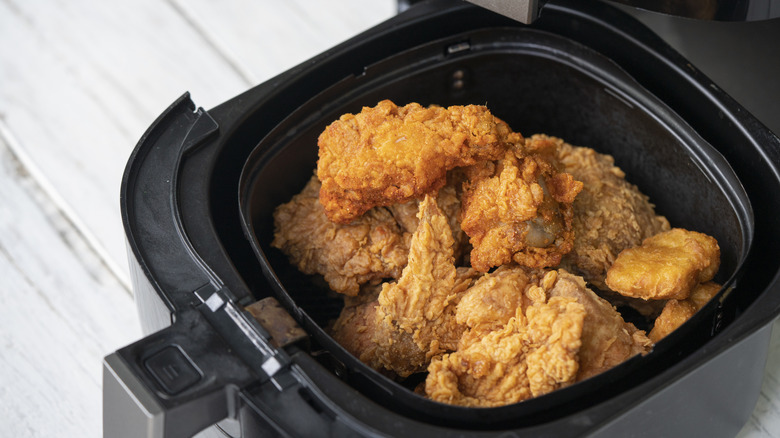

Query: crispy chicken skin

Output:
[605, 228, 720, 300]
[330, 298, 427, 378]
[330, 195, 477, 377]
[317, 100, 514, 224]
[549, 270, 652, 381]
[378, 195, 474, 360]
[648, 281, 721, 342]
[425, 295, 585, 407]
[387, 182, 470, 264]
[271, 176, 411, 296]
[548, 135, 671, 290]
[455, 266, 552, 348]
[425, 267, 650, 407]
[460, 138, 583, 272]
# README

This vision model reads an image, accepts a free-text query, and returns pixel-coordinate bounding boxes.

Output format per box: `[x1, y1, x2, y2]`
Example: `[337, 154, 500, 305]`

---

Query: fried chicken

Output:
[648, 281, 721, 342]
[459, 138, 583, 272]
[548, 135, 670, 290]
[276, 101, 724, 408]
[330, 195, 477, 377]
[378, 194, 475, 360]
[605, 228, 720, 300]
[387, 181, 470, 264]
[271, 176, 411, 296]
[425, 295, 585, 407]
[455, 266, 552, 348]
[330, 297, 427, 378]
[425, 267, 650, 407]
[317, 100, 514, 224]
[548, 270, 652, 380]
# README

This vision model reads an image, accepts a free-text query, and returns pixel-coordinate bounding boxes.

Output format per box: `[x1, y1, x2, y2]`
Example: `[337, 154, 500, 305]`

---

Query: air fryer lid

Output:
[238, 25, 753, 427]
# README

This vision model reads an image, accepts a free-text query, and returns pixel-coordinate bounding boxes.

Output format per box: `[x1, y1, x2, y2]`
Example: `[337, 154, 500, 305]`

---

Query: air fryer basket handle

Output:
[103, 352, 226, 438]
[103, 316, 250, 438]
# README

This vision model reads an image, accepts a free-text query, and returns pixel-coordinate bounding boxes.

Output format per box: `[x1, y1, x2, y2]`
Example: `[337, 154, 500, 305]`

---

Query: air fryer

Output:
[104, 1, 780, 437]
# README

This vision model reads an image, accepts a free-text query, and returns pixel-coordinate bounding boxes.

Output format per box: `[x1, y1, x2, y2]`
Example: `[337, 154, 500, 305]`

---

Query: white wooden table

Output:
[0, 1, 777, 437]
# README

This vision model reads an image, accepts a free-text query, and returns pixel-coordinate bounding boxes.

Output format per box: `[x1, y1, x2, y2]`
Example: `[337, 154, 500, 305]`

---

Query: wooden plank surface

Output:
[0, 0, 777, 437]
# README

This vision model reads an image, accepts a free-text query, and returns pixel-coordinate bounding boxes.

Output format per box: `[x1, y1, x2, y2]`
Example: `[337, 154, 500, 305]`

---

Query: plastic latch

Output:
[144, 346, 202, 395]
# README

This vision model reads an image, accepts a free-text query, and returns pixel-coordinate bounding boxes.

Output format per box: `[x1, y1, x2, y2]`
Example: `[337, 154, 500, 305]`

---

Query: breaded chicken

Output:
[455, 266, 553, 348]
[425, 267, 649, 407]
[331, 195, 477, 377]
[605, 228, 720, 300]
[329, 298, 427, 378]
[549, 270, 652, 380]
[271, 176, 411, 296]
[548, 135, 670, 290]
[460, 139, 583, 272]
[378, 195, 475, 359]
[317, 100, 514, 224]
[648, 281, 721, 342]
[425, 296, 585, 407]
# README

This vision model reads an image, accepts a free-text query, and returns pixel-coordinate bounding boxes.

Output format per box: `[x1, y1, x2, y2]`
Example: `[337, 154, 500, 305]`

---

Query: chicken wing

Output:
[317, 100, 514, 224]
[459, 137, 583, 272]
[605, 228, 720, 300]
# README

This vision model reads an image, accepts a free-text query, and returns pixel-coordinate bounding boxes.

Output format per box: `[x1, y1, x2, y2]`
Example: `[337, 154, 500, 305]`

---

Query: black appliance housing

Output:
[104, 1, 780, 437]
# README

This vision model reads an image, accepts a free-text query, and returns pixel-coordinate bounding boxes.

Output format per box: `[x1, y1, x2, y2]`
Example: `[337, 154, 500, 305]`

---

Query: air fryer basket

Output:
[239, 26, 753, 427]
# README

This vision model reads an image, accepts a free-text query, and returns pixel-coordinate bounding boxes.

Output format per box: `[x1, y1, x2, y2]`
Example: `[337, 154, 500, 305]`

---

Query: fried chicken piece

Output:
[426, 266, 650, 407]
[425, 296, 585, 407]
[549, 270, 652, 380]
[271, 176, 411, 296]
[330, 195, 478, 377]
[455, 266, 553, 348]
[330, 298, 427, 378]
[317, 100, 514, 224]
[460, 138, 583, 272]
[548, 135, 670, 290]
[378, 194, 474, 360]
[605, 228, 720, 301]
[648, 281, 721, 342]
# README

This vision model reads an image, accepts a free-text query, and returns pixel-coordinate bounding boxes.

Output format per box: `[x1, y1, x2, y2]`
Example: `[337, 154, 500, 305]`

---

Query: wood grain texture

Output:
[0, 0, 777, 437]
[0, 135, 140, 437]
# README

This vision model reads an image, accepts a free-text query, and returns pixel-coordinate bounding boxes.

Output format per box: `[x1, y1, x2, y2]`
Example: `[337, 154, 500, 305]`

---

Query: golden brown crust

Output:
[317, 100, 514, 224]
[271, 176, 410, 296]
[605, 228, 720, 300]
[648, 281, 721, 342]
[425, 295, 585, 407]
[549, 271, 652, 381]
[550, 134, 671, 290]
[459, 138, 583, 272]
[329, 195, 478, 377]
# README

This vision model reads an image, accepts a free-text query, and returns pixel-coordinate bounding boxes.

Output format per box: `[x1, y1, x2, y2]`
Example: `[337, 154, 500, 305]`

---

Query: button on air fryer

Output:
[144, 346, 202, 395]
